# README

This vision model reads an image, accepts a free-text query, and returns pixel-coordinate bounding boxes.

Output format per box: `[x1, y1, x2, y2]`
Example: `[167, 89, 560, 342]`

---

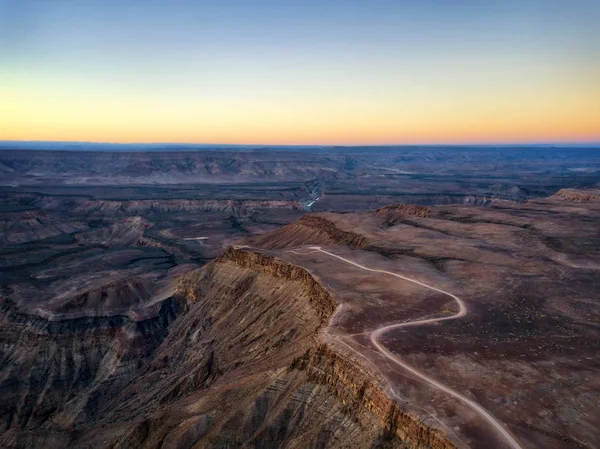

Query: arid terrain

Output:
[240, 188, 600, 448]
[0, 148, 599, 448]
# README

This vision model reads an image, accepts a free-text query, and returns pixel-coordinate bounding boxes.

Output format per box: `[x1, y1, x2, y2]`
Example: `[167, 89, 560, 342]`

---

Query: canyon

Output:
[0, 147, 599, 448]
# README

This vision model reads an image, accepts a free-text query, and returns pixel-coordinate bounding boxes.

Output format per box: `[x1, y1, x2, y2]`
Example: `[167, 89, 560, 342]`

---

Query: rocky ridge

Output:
[551, 188, 600, 202]
[373, 204, 432, 224]
[0, 243, 454, 448]
[292, 344, 456, 449]
[75, 216, 152, 246]
[4, 189, 599, 447]
[243, 215, 368, 249]
[71, 199, 302, 216]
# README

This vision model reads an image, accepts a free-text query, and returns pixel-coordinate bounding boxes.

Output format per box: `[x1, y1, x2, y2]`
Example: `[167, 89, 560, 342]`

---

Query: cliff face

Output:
[0, 210, 87, 244]
[74, 216, 152, 246]
[99, 249, 405, 448]
[0, 296, 183, 433]
[0, 246, 450, 448]
[70, 199, 301, 216]
[298, 216, 368, 248]
[52, 277, 153, 314]
[242, 214, 368, 249]
[212, 247, 337, 320]
[373, 204, 432, 224]
[551, 188, 600, 202]
[0, 195, 301, 217]
[108, 248, 452, 449]
[293, 344, 456, 449]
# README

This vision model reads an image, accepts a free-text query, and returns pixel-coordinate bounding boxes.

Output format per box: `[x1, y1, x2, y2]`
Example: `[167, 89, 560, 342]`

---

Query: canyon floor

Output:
[0, 147, 599, 448]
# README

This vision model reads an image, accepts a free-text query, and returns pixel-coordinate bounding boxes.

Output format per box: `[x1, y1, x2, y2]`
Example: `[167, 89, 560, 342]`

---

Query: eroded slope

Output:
[241, 190, 600, 448]
[1, 188, 599, 449]
[1, 246, 446, 448]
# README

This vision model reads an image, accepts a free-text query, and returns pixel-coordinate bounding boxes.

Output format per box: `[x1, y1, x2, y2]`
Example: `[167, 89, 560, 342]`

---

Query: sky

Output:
[1, 0, 599, 145]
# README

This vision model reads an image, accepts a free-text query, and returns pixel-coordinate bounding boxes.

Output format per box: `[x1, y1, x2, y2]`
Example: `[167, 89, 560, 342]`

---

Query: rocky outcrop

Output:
[0, 244, 453, 448]
[0, 296, 183, 433]
[0, 194, 302, 217]
[298, 215, 367, 248]
[52, 277, 153, 314]
[96, 251, 352, 448]
[551, 188, 600, 202]
[71, 199, 301, 216]
[213, 247, 336, 321]
[74, 216, 152, 246]
[117, 249, 453, 449]
[178, 249, 452, 447]
[0, 232, 464, 449]
[373, 203, 432, 224]
[292, 344, 456, 449]
[134, 236, 163, 248]
[243, 214, 368, 249]
[0, 210, 86, 244]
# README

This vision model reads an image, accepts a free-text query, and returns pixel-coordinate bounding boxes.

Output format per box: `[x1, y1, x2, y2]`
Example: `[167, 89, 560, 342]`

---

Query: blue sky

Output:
[1, 0, 599, 144]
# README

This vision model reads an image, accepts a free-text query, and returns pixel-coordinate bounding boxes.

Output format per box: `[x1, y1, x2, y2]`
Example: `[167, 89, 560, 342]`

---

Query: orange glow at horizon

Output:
[2, 1, 599, 146]
[2, 75, 600, 145]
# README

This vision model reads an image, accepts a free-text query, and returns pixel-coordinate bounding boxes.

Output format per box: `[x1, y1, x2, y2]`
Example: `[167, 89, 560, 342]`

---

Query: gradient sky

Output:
[1, 0, 599, 145]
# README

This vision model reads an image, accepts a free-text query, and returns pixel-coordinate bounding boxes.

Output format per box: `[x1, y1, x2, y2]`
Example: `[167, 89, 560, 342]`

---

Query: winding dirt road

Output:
[304, 246, 524, 449]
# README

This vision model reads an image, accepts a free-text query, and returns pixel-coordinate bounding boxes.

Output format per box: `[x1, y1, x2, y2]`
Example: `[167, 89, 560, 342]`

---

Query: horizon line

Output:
[2, 139, 600, 148]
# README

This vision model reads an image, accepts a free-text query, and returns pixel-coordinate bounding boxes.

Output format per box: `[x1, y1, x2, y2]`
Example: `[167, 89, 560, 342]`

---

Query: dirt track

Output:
[307, 246, 524, 449]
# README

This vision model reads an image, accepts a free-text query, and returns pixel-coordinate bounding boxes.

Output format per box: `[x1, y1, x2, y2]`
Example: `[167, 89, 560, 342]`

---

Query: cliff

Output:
[74, 216, 152, 246]
[551, 188, 600, 202]
[169, 248, 455, 448]
[241, 214, 368, 249]
[292, 344, 456, 449]
[0, 238, 458, 448]
[373, 203, 432, 224]
[71, 199, 301, 216]
[213, 247, 337, 320]
[0, 296, 183, 433]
